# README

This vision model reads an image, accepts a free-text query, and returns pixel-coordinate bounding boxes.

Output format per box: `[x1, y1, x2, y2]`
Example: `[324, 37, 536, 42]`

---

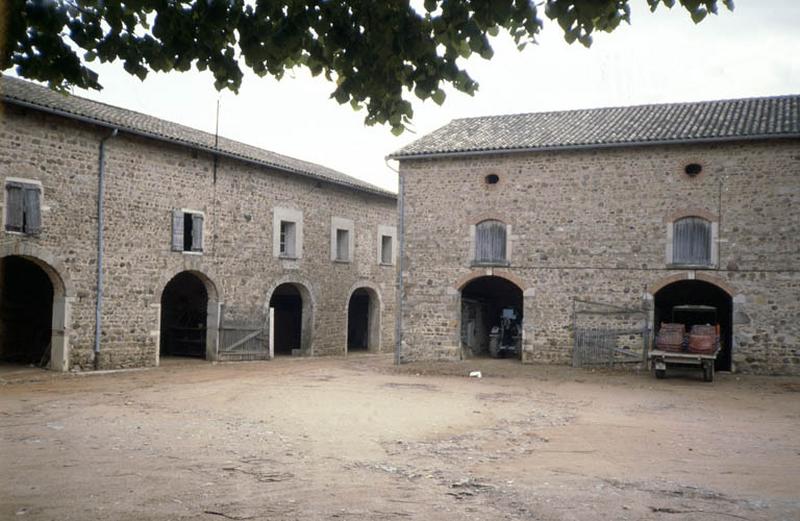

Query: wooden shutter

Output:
[171, 210, 184, 251]
[5, 183, 23, 232]
[23, 186, 41, 234]
[673, 217, 711, 265]
[475, 220, 507, 263]
[191, 213, 204, 252]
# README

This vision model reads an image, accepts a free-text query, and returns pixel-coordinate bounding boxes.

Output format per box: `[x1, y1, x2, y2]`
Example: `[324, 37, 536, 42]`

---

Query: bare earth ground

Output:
[1, 355, 799, 521]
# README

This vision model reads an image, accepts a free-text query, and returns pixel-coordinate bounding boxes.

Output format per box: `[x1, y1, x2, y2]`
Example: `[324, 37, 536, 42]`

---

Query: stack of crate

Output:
[655, 323, 685, 352]
[688, 324, 719, 354]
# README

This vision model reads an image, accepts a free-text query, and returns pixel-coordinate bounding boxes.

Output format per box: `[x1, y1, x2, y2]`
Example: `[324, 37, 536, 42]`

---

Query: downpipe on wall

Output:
[388, 159, 404, 366]
[94, 128, 118, 369]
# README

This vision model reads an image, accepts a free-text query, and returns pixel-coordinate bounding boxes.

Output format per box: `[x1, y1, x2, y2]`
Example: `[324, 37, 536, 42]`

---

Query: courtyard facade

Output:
[0, 75, 397, 371]
[390, 96, 800, 374]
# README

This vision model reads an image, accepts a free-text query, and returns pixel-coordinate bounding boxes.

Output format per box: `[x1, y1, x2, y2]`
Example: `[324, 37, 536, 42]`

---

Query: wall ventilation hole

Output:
[684, 163, 703, 177]
[485, 174, 500, 185]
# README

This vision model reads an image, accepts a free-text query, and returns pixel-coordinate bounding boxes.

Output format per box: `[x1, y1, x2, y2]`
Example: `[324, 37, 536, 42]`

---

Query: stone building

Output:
[0, 75, 397, 371]
[390, 96, 800, 375]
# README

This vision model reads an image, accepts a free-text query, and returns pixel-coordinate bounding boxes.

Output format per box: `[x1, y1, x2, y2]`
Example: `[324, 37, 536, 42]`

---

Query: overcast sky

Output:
[64, 1, 800, 192]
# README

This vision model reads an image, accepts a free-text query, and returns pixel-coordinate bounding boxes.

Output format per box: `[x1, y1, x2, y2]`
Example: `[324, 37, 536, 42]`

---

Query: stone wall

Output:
[398, 139, 800, 374]
[0, 103, 397, 370]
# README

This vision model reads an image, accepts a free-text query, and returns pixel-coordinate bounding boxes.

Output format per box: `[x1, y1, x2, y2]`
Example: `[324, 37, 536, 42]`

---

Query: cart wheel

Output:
[703, 362, 714, 383]
[655, 369, 666, 379]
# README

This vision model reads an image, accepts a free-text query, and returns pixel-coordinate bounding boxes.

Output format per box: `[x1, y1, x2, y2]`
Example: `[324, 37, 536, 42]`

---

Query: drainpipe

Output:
[392, 163, 405, 366]
[94, 128, 118, 369]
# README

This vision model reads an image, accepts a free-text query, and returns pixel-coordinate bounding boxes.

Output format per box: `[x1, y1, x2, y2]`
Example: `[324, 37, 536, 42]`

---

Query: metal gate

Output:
[571, 298, 650, 368]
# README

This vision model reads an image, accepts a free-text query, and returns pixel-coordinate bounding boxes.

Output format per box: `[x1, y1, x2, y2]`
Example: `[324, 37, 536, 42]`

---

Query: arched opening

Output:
[269, 283, 312, 356]
[654, 280, 733, 371]
[0, 256, 54, 366]
[160, 271, 209, 359]
[460, 276, 523, 359]
[347, 287, 380, 353]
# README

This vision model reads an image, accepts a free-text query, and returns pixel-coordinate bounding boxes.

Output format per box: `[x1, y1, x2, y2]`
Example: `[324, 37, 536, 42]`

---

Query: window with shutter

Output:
[23, 186, 41, 234]
[336, 229, 350, 261]
[171, 210, 184, 251]
[381, 235, 393, 264]
[172, 209, 203, 253]
[474, 220, 507, 264]
[673, 216, 711, 265]
[191, 213, 204, 252]
[5, 184, 24, 232]
[280, 221, 296, 257]
[5, 181, 41, 235]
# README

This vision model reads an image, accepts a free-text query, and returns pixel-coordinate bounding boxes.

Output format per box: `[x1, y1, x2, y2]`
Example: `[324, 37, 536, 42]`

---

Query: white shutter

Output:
[191, 213, 204, 252]
[171, 210, 184, 251]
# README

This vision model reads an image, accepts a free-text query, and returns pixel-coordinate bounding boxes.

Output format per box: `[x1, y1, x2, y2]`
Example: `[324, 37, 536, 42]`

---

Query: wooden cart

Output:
[649, 348, 719, 382]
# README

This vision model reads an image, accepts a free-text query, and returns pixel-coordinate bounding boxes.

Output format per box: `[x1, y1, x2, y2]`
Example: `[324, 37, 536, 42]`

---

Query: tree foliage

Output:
[1, 0, 733, 134]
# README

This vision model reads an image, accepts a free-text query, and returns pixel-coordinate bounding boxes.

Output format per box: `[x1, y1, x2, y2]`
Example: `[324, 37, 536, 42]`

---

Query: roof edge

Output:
[444, 93, 800, 124]
[2, 91, 397, 200]
[388, 133, 800, 161]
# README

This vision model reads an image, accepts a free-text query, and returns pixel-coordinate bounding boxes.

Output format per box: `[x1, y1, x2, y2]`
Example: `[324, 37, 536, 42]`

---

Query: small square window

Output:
[172, 209, 203, 253]
[274, 208, 303, 259]
[381, 235, 393, 264]
[336, 228, 350, 261]
[5, 180, 41, 235]
[280, 220, 297, 257]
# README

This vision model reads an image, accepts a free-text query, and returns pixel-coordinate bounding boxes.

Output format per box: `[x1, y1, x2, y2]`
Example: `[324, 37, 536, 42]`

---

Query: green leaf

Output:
[5, 0, 733, 135]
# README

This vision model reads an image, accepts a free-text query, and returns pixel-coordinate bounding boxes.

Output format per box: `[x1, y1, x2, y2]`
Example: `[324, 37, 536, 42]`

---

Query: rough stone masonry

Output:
[391, 96, 800, 375]
[0, 75, 397, 370]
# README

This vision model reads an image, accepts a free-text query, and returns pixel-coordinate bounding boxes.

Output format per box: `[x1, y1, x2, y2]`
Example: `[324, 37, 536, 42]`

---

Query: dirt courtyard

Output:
[1, 355, 799, 521]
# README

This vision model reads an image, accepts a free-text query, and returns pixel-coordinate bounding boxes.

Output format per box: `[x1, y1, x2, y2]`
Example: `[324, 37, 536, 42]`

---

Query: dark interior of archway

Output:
[270, 284, 302, 355]
[461, 276, 523, 358]
[160, 272, 208, 358]
[0, 256, 54, 366]
[348, 288, 371, 351]
[654, 280, 732, 371]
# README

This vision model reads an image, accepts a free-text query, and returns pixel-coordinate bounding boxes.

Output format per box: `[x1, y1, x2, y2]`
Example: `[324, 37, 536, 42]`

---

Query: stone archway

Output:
[266, 279, 314, 357]
[0, 245, 73, 371]
[345, 282, 382, 354]
[156, 269, 220, 363]
[648, 273, 738, 371]
[458, 274, 524, 360]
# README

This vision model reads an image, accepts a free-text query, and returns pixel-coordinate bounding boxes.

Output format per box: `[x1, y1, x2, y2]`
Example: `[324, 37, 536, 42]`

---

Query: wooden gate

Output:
[218, 324, 268, 361]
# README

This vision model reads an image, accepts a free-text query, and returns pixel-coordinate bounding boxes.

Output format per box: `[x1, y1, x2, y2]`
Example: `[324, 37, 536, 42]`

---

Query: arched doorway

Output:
[347, 287, 380, 353]
[460, 276, 523, 359]
[160, 271, 210, 359]
[654, 280, 733, 371]
[269, 283, 312, 356]
[0, 256, 54, 366]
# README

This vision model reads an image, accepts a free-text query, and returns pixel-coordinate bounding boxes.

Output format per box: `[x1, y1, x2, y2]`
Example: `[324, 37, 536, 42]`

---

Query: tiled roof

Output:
[0, 75, 395, 198]
[390, 95, 800, 159]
